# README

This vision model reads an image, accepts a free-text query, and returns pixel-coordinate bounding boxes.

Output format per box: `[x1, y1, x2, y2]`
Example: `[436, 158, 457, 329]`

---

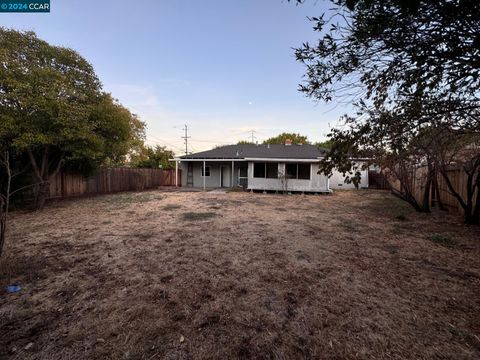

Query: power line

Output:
[190, 139, 232, 144]
[181, 124, 191, 156]
[249, 130, 257, 143]
[146, 135, 185, 153]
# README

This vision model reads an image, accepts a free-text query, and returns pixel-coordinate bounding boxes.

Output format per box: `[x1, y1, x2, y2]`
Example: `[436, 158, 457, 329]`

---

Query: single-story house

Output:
[171, 142, 368, 192]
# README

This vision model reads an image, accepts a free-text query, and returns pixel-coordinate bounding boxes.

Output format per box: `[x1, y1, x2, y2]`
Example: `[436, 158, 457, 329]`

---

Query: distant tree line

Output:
[236, 133, 333, 148]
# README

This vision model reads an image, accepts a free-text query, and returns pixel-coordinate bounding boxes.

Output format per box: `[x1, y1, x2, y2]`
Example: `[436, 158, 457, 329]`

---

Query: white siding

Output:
[247, 162, 329, 192]
[179, 160, 368, 190]
[328, 165, 369, 189]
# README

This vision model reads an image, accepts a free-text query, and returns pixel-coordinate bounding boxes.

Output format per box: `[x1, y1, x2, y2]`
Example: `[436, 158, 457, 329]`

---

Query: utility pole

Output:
[250, 130, 257, 144]
[181, 124, 191, 156]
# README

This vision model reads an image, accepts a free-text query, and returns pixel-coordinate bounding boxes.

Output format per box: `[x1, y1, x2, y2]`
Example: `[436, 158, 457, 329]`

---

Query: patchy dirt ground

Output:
[1, 189, 479, 359]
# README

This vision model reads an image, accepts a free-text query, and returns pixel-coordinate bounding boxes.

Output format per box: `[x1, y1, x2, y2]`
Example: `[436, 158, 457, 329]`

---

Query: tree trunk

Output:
[0, 150, 12, 258]
[432, 169, 445, 210]
[471, 193, 480, 225]
[391, 163, 426, 212]
[27, 147, 45, 209]
[421, 163, 434, 213]
[467, 171, 480, 225]
[421, 178, 432, 212]
[391, 187, 423, 212]
[0, 197, 6, 258]
[34, 181, 50, 210]
[439, 164, 480, 225]
[27, 147, 64, 210]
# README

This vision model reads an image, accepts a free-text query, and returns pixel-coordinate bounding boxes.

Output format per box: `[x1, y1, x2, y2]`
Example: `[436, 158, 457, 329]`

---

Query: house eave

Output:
[244, 157, 322, 162]
[171, 158, 246, 162]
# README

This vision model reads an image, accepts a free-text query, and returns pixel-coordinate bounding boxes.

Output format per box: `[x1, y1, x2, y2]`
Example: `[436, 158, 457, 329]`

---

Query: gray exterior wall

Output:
[247, 162, 329, 192]
[180, 161, 243, 188]
[178, 160, 368, 190]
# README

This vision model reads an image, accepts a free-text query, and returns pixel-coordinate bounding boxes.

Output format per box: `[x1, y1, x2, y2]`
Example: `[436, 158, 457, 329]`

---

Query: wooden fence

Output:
[436, 167, 473, 214]
[368, 171, 390, 189]
[48, 168, 180, 199]
[389, 166, 474, 214]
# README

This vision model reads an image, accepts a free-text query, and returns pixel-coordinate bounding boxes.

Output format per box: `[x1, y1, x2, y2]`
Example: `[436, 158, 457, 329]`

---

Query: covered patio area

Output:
[173, 159, 248, 190]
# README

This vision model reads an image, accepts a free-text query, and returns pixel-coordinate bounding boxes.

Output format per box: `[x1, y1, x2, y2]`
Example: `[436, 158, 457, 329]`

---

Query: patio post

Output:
[203, 160, 206, 191]
[231, 160, 234, 187]
[175, 160, 178, 187]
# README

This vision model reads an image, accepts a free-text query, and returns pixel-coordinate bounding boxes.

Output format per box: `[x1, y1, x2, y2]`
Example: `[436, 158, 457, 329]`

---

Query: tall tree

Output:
[294, 0, 480, 223]
[1, 28, 100, 207]
[0, 28, 145, 208]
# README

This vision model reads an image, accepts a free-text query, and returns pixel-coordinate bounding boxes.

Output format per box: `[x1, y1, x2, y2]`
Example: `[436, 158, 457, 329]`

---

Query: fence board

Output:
[48, 168, 180, 199]
[389, 166, 476, 214]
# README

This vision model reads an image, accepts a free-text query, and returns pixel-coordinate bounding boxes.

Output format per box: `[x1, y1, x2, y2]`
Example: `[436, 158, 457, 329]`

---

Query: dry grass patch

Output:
[1, 189, 479, 359]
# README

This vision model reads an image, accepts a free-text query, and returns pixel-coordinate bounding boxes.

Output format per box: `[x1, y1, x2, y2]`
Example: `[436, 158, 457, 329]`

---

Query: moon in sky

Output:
[248, 101, 253, 105]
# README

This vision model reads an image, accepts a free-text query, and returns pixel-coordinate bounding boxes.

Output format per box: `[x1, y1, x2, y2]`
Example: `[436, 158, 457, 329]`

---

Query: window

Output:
[253, 162, 266, 178]
[201, 166, 210, 177]
[254, 162, 279, 178]
[266, 163, 278, 178]
[298, 163, 311, 180]
[285, 163, 311, 180]
[286, 163, 297, 179]
[239, 166, 248, 178]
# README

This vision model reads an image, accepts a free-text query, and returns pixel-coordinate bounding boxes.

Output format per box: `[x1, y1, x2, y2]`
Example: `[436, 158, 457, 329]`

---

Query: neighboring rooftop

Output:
[178, 144, 328, 160]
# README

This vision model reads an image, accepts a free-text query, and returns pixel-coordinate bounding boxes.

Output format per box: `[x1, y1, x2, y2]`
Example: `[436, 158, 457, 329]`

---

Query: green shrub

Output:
[427, 233, 456, 247]
[162, 204, 182, 211]
[182, 212, 217, 221]
[393, 211, 408, 221]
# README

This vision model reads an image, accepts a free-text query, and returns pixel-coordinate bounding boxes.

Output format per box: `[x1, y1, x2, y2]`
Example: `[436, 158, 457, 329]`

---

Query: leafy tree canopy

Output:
[295, 0, 479, 128]
[237, 140, 255, 145]
[263, 133, 310, 145]
[0, 28, 146, 207]
[132, 145, 175, 170]
[88, 94, 146, 168]
[315, 140, 334, 149]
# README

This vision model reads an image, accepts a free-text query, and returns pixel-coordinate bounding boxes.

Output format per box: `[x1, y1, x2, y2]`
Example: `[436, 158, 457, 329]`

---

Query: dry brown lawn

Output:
[1, 189, 479, 359]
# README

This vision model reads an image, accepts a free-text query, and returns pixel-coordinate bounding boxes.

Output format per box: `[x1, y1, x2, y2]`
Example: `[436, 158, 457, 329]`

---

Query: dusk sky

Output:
[1, 0, 352, 155]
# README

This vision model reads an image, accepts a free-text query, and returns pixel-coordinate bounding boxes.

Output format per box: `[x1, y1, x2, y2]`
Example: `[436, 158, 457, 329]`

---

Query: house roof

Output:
[178, 144, 328, 160]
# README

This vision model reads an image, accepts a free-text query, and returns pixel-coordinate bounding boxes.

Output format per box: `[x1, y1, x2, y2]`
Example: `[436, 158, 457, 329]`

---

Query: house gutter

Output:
[170, 158, 244, 162]
[244, 158, 321, 162]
